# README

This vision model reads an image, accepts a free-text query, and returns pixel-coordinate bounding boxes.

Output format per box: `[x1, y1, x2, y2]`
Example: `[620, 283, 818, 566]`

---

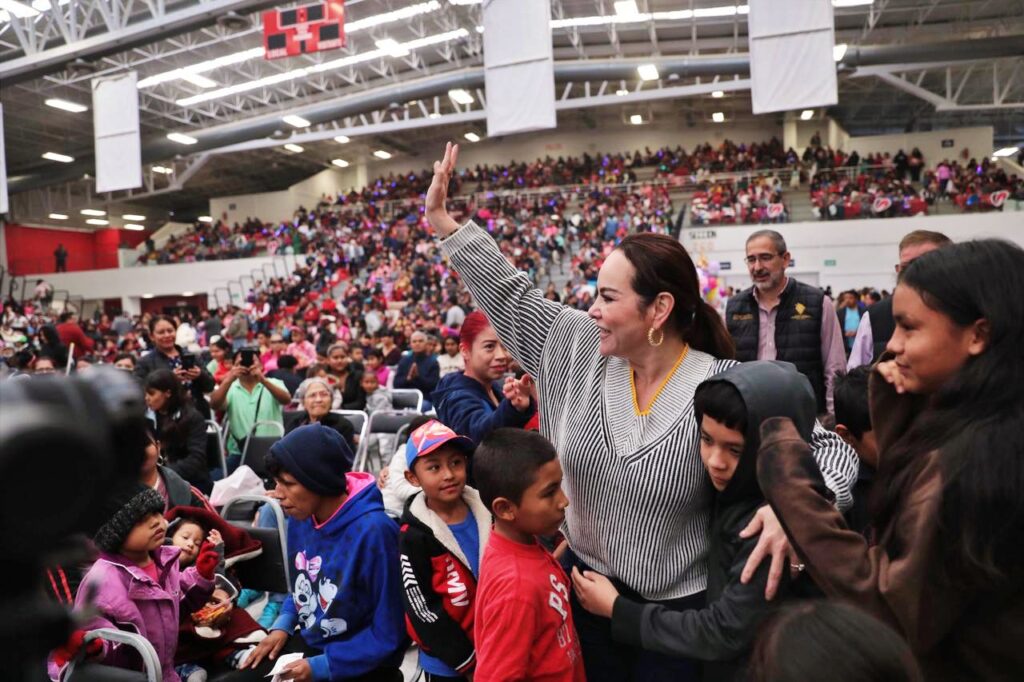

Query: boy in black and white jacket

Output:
[399, 420, 492, 681]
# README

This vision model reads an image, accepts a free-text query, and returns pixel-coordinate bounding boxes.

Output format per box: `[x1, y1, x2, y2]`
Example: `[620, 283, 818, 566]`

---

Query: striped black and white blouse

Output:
[442, 221, 858, 601]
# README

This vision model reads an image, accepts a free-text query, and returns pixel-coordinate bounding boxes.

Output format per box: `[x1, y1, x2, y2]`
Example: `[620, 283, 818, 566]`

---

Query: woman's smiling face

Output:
[588, 250, 650, 357]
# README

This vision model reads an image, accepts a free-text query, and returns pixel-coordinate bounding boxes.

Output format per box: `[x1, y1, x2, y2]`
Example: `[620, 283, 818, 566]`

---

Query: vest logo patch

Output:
[732, 313, 754, 321]
[792, 302, 813, 320]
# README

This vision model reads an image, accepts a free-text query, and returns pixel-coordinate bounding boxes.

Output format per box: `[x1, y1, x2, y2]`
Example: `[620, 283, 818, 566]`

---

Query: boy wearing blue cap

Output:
[241, 423, 406, 681]
[399, 420, 491, 681]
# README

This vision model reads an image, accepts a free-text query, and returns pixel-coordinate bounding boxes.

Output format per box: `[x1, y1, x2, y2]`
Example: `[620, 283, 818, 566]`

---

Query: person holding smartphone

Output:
[209, 347, 293, 472]
[136, 315, 216, 419]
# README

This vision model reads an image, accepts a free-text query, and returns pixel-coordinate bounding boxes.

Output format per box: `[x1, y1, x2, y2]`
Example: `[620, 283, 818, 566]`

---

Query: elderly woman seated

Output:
[287, 377, 356, 465]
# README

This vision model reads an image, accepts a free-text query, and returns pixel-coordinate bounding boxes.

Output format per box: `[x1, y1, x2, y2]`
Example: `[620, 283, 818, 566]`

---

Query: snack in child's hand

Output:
[192, 590, 233, 628]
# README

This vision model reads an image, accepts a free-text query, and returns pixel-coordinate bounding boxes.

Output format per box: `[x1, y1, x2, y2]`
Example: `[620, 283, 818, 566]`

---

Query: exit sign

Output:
[824, 259, 837, 267]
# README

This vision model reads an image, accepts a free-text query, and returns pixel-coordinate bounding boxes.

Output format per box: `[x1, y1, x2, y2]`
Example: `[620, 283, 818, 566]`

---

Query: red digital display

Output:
[262, 2, 345, 60]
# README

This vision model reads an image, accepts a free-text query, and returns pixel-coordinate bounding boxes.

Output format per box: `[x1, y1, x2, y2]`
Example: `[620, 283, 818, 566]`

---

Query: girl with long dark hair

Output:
[144, 369, 212, 494]
[757, 239, 1024, 679]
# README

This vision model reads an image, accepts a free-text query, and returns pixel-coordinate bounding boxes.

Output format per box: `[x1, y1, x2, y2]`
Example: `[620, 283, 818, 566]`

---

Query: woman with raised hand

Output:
[425, 142, 858, 682]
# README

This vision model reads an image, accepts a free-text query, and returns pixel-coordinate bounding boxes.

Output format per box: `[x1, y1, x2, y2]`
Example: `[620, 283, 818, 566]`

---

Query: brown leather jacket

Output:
[756, 371, 1024, 680]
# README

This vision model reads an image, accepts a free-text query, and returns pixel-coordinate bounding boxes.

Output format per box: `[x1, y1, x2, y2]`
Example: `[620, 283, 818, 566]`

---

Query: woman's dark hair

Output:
[693, 380, 746, 435]
[210, 336, 231, 353]
[144, 368, 193, 448]
[617, 233, 735, 359]
[873, 239, 1024, 589]
[114, 352, 136, 366]
[148, 314, 176, 334]
[748, 601, 922, 682]
[833, 367, 872, 440]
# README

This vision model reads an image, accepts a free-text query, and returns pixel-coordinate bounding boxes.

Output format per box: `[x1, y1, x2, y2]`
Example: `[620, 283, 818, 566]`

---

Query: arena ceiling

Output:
[1, 0, 1022, 222]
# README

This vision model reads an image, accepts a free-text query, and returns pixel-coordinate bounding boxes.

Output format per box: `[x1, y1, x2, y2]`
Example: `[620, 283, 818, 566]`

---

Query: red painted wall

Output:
[4, 224, 143, 275]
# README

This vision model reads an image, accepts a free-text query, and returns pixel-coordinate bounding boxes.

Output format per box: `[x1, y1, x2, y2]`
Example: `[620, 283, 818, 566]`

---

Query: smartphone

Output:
[180, 353, 196, 370]
[240, 348, 257, 368]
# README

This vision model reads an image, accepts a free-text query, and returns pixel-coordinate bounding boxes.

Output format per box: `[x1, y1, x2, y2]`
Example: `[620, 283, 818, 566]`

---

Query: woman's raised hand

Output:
[425, 142, 461, 237]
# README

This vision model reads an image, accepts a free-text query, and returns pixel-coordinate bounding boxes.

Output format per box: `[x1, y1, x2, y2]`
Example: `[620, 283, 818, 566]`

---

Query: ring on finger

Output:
[790, 563, 806, 572]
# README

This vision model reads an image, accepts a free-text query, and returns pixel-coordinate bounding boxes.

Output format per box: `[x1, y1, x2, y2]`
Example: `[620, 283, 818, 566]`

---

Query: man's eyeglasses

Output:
[745, 253, 780, 265]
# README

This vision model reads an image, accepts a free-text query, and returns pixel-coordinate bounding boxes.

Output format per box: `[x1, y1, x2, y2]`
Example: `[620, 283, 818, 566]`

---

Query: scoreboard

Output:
[262, 2, 346, 60]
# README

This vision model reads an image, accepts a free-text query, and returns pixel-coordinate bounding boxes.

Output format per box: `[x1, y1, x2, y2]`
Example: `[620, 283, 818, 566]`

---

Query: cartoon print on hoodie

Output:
[293, 551, 349, 637]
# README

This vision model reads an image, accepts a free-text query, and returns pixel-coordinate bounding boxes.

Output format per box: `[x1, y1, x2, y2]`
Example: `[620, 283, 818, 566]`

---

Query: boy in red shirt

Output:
[472, 428, 586, 682]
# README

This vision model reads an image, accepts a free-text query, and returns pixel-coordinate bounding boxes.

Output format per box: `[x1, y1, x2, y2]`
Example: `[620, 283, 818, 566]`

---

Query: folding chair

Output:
[390, 388, 423, 413]
[65, 629, 160, 682]
[221, 495, 291, 594]
[205, 419, 227, 479]
[334, 409, 369, 446]
[240, 420, 285, 479]
[357, 410, 421, 473]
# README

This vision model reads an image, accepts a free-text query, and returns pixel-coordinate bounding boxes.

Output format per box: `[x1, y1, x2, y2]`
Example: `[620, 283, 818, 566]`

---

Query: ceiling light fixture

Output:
[334, 135, 351, 144]
[284, 143, 304, 153]
[124, 224, 145, 231]
[448, 88, 475, 105]
[142, 294, 154, 299]
[176, 29, 469, 107]
[48, 213, 69, 220]
[992, 146, 1019, 157]
[629, 114, 644, 125]
[80, 208, 106, 216]
[332, 159, 350, 167]
[712, 90, 724, 98]
[182, 291, 195, 296]
[832, 0, 873, 7]
[375, 38, 410, 57]
[833, 43, 848, 62]
[122, 214, 146, 221]
[180, 73, 218, 88]
[0, 0, 39, 19]
[614, 0, 639, 16]
[282, 114, 311, 128]
[712, 112, 726, 123]
[167, 132, 198, 145]
[464, 132, 481, 142]
[198, 216, 213, 223]
[637, 63, 659, 81]
[551, 5, 749, 29]
[428, 112, 441, 119]
[44, 98, 88, 113]
[800, 109, 815, 120]
[373, 150, 392, 160]
[152, 165, 174, 174]
[85, 218, 109, 226]
[616, 89, 629, 96]
[42, 152, 74, 163]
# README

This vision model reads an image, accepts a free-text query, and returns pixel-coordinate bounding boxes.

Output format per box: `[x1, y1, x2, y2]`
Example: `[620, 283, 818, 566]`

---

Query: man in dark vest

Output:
[726, 230, 846, 417]
[847, 229, 952, 370]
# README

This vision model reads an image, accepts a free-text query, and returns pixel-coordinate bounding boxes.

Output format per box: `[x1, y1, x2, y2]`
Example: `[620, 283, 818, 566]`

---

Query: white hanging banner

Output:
[92, 71, 143, 193]
[483, 0, 556, 137]
[0, 103, 8, 215]
[747, 0, 838, 115]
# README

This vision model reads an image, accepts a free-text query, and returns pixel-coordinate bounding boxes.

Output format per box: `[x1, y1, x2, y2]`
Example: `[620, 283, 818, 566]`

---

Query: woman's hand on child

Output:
[280, 658, 313, 682]
[195, 541, 219, 580]
[241, 629, 288, 669]
[207, 529, 223, 546]
[571, 567, 619, 619]
[739, 505, 798, 600]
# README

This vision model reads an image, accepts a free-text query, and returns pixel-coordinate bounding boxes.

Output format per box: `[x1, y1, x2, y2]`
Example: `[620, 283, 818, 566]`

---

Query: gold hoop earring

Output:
[647, 327, 664, 347]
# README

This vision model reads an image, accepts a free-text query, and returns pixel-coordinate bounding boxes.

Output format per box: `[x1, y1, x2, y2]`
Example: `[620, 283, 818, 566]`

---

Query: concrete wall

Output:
[681, 209, 1024, 294]
[844, 126, 993, 167]
[23, 254, 283, 312]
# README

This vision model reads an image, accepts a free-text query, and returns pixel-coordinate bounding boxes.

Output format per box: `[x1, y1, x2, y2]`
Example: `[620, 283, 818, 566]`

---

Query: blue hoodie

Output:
[430, 371, 535, 446]
[272, 472, 407, 680]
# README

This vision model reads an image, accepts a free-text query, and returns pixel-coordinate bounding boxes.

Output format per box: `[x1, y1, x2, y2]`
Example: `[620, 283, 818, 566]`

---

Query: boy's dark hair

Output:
[693, 380, 747, 435]
[748, 600, 922, 682]
[276, 354, 299, 370]
[833, 367, 872, 439]
[474, 428, 558, 510]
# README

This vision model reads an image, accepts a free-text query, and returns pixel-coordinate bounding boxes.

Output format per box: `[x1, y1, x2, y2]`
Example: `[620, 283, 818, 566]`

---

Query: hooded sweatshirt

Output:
[430, 371, 535, 446]
[611, 361, 816, 682]
[271, 472, 407, 680]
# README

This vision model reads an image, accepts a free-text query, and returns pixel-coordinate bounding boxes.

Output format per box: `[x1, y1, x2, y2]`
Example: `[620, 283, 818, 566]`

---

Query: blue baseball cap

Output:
[405, 420, 474, 468]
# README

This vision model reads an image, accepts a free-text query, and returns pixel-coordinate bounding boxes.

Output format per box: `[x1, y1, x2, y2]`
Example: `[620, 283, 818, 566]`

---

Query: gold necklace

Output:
[630, 345, 690, 416]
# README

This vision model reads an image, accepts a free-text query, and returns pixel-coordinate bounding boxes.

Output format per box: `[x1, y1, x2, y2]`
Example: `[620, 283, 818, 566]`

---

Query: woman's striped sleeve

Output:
[441, 221, 567, 379]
